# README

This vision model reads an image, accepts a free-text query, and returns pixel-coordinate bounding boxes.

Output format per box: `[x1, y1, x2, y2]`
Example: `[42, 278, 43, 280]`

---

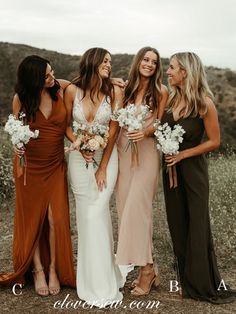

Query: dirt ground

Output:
[0, 189, 235, 314]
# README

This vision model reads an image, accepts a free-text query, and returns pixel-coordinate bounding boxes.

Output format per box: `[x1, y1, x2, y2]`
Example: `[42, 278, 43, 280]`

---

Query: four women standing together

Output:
[0, 47, 235, 306]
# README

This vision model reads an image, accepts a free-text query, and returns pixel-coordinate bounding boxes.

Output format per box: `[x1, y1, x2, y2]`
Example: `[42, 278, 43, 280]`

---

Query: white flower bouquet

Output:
[154, 122, 185, 188]
[4, 113, 39, 167]
[111, 104, 150, 164]
[154, 122, 185, 155]
[71, 121, 109, 168]
[111, 103, 150, 132]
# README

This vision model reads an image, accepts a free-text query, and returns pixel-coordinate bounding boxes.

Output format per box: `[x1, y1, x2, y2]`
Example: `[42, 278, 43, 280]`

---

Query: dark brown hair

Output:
[15, 55, 60, 121]
[71, 47, 114, 103]
[124, 46, 163, 109]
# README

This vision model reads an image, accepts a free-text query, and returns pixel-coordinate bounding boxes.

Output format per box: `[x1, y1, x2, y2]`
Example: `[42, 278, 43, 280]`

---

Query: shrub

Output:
[225, 70, 236, 87]
[0, 128, 14, 203]
[0, 154, 14, 203]
[208, 153, 236, 263]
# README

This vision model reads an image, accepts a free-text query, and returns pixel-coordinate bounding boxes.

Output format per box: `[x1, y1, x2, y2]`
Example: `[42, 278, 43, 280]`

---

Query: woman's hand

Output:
[72, 141, 81, 151]
[111, 77, 128, 88]
[80, 150, 95, 163]
[127, 130, 145, 142]
[165, 152, 184, 166]
[95, 167, 107, 192]
[13, 146, 25, 157]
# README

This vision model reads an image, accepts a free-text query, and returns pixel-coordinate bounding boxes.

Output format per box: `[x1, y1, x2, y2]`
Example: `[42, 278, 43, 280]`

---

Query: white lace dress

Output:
[68, 87, 123, 307]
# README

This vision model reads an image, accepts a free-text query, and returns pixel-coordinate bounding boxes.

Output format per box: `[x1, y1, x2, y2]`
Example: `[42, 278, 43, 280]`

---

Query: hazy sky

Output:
[1, 0, 236, 69]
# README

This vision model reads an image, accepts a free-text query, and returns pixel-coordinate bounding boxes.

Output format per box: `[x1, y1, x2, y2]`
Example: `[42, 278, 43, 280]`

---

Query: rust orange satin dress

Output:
[0, 94, 76, 288]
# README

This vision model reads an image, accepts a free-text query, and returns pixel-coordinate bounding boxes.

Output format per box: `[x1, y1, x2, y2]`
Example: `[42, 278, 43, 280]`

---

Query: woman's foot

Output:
[130, 268, 141, 289]
[32, 268, 49, 297]
[131, 263, 160, 290]
[131, 264, 159, 296]
[48, 266, 60, 295]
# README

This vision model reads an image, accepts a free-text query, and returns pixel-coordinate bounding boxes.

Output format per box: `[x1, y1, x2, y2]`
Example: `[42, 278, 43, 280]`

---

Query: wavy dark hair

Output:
[15, 55, 60, 121]
[124, 47, 163, 110]
[71, 48, 114, 103]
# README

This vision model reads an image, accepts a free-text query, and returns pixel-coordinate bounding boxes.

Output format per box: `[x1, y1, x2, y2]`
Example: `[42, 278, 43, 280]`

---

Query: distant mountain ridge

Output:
[0, 42, 235, 149]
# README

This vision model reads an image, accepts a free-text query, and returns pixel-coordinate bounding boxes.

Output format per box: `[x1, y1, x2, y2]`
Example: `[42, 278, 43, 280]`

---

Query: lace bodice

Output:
[72, 88, 112, 126]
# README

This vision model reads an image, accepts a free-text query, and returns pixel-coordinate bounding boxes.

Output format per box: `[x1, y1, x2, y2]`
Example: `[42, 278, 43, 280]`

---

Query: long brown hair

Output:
[71, 47, 114, 103]
[15, 55, 60, 121]
[124, 47, 163, 109]
[167, 52, 214, 117]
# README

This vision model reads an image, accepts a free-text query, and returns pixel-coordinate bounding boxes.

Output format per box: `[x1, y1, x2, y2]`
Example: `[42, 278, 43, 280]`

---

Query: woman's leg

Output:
[163, 168, 189, 291]
[47, 204, 60, 295]
[32, 245, 49, 296]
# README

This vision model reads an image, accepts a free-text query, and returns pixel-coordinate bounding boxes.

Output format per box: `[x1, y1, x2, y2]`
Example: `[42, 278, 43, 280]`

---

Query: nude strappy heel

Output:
[131, 265, 160, 296]
[48, 266, 60, 295]
[32, 267, 49, 297]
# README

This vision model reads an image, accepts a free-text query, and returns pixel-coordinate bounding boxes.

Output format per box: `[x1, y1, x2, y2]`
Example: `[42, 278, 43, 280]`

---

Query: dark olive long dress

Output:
[162, 111, 235, 304]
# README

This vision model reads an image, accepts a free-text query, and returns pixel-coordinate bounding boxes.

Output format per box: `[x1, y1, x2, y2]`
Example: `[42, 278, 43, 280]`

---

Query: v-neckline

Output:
[80, 94, 105, 124]
[39, 101, 54, 121]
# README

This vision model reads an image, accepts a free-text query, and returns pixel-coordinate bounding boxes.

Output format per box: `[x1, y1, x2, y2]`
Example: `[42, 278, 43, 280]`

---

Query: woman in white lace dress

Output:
[64, 48, 123, 307]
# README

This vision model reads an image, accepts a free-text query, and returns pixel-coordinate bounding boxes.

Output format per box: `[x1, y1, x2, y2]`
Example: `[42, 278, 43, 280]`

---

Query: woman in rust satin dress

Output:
[0, 55, 76, 296]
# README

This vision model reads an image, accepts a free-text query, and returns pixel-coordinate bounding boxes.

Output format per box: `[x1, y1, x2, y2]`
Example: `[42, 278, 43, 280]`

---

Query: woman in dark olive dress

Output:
[162, 52, 236, 304]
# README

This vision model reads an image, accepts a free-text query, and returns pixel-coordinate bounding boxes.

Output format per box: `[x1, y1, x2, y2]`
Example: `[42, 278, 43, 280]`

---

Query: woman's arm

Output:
[144, 84, 169, 137]
[128, 84, 169, 141]
[12, 94, 25, 156]
[57, 79, 71, 98]
[165, 97, 220, 166]
[157, 85, 169, 120]
[95, 85, 123, 191]
[12, 94, 21, 116]
[64, 84, 77, 143]
[110, 77, 127, 88]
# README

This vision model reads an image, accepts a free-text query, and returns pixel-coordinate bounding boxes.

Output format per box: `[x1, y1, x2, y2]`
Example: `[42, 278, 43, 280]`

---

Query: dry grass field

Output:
[0, 128, 235, 313]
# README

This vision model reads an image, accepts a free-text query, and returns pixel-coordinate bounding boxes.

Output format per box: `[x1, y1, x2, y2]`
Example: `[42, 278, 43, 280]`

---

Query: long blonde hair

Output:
[124, 47, 163, 109]
[168, 52, 214, 117]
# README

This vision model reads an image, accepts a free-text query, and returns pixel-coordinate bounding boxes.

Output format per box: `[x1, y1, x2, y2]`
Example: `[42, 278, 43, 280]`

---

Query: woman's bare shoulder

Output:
[12, 94, 21, 114]
[57, 79, 70, 90]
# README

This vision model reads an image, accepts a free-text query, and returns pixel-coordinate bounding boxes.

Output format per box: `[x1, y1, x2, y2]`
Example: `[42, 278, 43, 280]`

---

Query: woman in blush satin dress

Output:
[162, 52, 236, 304]
[115, 47, 168, 296]
[64, 48, 124, 307]
[0, 55, 76, 296]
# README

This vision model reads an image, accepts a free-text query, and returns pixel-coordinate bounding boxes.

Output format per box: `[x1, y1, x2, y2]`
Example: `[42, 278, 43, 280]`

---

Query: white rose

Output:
[94, 135, 104, 146]
[88, 139, 100, 151]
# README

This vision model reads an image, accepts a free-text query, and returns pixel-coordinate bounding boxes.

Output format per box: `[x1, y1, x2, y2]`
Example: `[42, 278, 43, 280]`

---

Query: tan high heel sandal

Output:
[131, 263, 160, 290]
[153, 263, 161, 286]
[130, 278, 139, 289]
[48, 266, 60, 295]
[130, 268, 141, 289]
[32, 267, 49, 297]
[131, 265, 160, 296]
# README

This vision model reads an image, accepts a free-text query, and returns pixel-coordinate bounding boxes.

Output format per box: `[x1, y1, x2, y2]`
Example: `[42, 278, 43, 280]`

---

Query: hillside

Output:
[0, 42, 235, 149]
